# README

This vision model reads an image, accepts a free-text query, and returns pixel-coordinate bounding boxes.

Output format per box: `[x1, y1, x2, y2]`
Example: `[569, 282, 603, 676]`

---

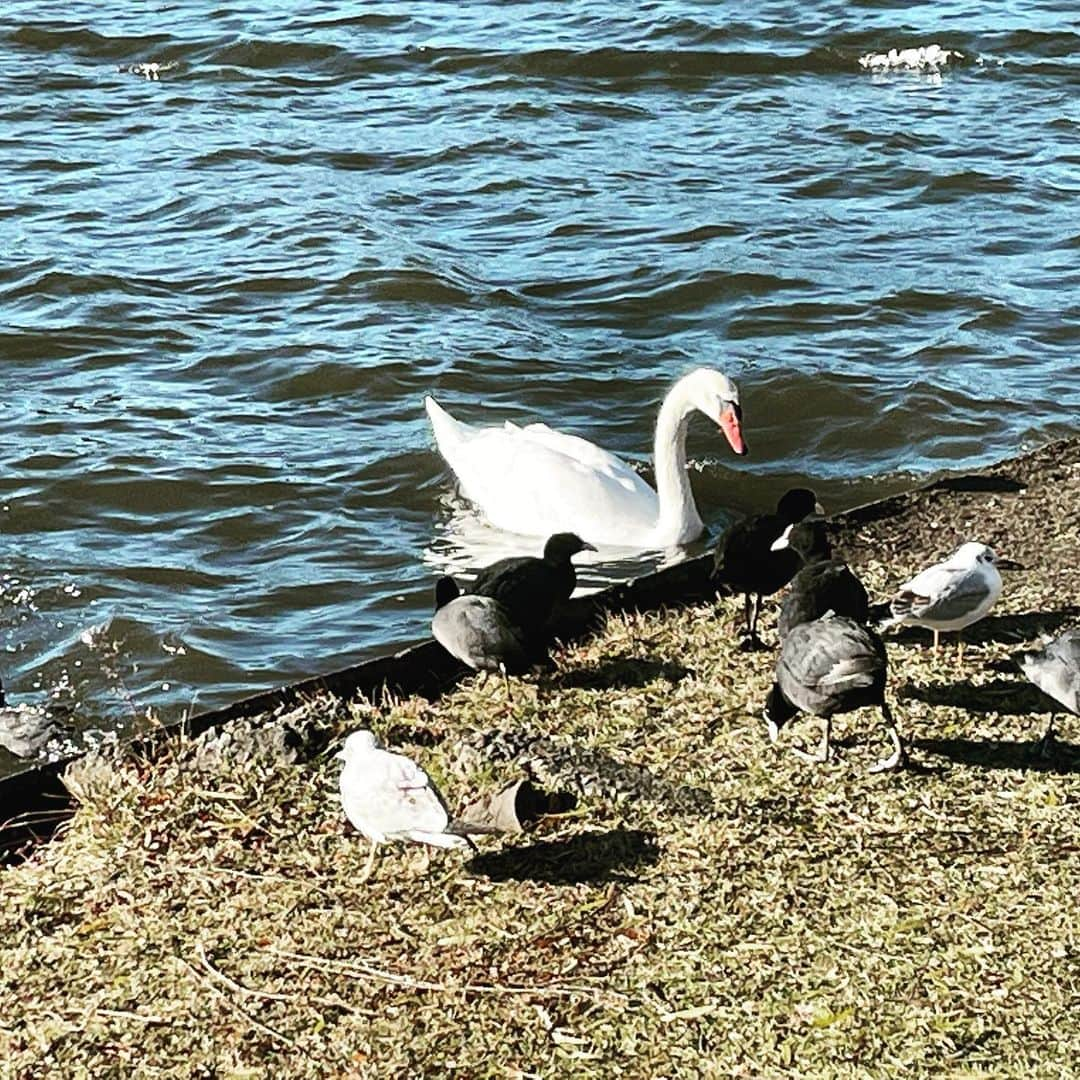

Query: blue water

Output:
[1, 1, 1077, 758]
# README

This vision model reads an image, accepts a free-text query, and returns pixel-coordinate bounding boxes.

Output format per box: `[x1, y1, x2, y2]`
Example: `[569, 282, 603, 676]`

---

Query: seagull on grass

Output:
[337, 730, 495, 881]
[879, 542, 1012, 661]
[764, 612, 906, 772]
[1015, 629, 1080, 756]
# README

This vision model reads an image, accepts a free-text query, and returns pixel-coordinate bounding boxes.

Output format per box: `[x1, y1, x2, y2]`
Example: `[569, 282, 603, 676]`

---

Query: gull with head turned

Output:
[337, 730, 497, 882]
[1016, 629, 1080, 756]
[879, 541, 1017, 662]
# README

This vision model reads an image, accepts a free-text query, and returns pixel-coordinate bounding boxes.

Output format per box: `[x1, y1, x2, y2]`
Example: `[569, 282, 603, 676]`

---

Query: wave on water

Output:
[8, 21, 1079, 83]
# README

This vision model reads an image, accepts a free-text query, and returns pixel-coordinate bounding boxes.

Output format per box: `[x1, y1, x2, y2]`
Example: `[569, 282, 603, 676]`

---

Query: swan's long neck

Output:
[652, 384, 703, 544]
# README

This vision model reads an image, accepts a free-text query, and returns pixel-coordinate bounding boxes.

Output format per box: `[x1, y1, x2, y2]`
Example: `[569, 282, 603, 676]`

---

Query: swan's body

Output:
[424, 368, 746, 549]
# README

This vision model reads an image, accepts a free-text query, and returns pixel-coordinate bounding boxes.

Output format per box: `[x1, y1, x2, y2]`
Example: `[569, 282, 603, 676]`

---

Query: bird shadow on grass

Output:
[887, 608, 1080, 650]
[913, 736, 1080, 774]
[928, 473, 1026, 494]
[899, 678, 1052, 716]
[963, 608, 1080, 645]
[548, 656, 692, 691]
[468, 827, 660, 885]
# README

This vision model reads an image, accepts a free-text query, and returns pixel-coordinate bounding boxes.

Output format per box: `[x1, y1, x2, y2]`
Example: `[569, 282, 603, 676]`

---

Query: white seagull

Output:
[424, 368, 746, 550]
[1016, 629, 1080, 754]
[337, 730, 493, 881]
[879, 541, 1007, 660]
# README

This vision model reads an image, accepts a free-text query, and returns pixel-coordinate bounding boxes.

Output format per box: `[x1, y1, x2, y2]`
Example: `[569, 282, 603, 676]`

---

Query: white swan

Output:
[424, 368, 746, 549]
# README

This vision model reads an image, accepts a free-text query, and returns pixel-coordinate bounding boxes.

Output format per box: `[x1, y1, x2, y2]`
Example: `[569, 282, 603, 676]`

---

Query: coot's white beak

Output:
[770, 524, 794, 552]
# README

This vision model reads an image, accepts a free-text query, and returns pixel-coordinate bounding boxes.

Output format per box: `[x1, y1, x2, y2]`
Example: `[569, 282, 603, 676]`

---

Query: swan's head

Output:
[337, 729, 381, 762]
[543, 532, 596, 562]
[681, 369, 747, 456]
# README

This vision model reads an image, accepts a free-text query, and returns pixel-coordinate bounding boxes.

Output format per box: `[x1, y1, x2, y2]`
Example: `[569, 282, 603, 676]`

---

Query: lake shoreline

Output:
[1, 437, 1078, 1074]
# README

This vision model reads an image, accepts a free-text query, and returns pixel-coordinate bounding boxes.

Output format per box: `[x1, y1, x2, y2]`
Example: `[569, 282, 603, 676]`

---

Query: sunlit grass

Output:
[2, 441, 1078, 1076]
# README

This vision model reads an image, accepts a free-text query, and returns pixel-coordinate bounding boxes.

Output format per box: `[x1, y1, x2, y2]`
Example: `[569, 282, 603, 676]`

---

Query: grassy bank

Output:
[2, 441, 1079, 1077]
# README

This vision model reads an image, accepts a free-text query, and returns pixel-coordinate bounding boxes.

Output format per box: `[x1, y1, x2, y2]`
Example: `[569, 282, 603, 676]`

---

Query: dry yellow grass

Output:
[2, 441, 1078, 1077]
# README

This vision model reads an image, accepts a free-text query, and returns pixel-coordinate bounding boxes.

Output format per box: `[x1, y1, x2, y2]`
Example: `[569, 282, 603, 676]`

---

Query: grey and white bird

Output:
[337, 730, 494, 881]
[0, 676, 59, 758]
[879, 541, 1008, 659]
[431, 576, 529, 687]
[1015, 629, 1080, 755]
[763, 612, 906, 772]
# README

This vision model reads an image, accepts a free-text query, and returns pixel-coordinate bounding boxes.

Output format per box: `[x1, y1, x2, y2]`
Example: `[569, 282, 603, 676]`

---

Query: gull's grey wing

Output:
[893, 568, 991, 623]
[918, 572, 993, 622]
[1019, 629, 1080, 714]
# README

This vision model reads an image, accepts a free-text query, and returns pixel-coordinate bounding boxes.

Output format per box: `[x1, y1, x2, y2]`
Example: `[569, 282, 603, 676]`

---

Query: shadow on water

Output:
[549, 656, 693, 691]
[468, 827, 659, 884]
[914, 736, 1080, 774]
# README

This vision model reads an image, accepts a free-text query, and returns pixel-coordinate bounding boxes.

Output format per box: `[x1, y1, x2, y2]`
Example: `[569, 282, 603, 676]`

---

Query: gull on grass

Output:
[337, 730, 496, 881]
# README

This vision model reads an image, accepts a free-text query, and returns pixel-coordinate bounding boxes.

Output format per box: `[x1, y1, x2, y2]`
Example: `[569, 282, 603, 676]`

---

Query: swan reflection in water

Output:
[422, 492, 714, 599]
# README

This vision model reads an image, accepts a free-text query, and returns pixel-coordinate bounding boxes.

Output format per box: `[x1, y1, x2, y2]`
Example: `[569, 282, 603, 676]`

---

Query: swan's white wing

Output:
[435, 423, 661, 546]
[517, 422, 643, 478]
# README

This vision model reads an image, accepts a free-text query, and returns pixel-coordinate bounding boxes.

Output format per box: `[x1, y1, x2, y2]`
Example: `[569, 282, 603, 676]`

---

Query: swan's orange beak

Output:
[719, 405, 747, 456]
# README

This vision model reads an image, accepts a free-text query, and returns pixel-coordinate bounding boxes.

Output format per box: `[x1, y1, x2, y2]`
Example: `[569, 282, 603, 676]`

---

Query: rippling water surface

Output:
[1, 1, 1077, 759]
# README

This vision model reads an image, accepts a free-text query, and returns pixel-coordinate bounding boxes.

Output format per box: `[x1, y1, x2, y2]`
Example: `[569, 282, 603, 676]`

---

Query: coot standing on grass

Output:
[712, 488, 821, 647]
[763, 612, 907, 772]
[470, 532, 594, 637]
[772, 519, 869, 640]
[1016, 629, 1080, 755]
[431, 577, 529, 686]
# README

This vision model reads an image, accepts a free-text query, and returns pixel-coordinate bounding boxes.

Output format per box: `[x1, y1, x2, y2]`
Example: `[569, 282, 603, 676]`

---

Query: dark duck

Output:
[772, 518, 870, 641]
[763, 611, 907, 772]
[712, 488, 821, 648]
